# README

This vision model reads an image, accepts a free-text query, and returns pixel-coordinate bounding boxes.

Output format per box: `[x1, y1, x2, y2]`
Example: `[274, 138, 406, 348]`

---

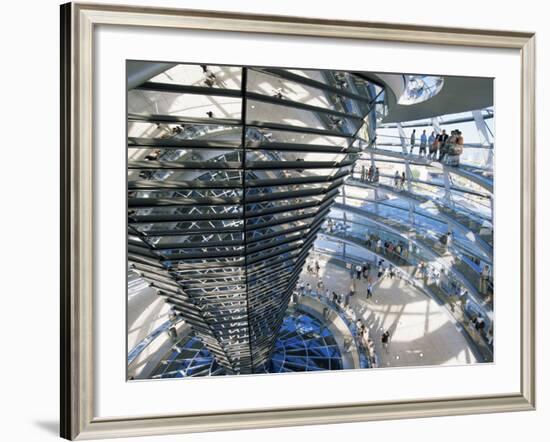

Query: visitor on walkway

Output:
[439, 231, 452, 253]
[355, 263, 362, 280]
[445, 231, 453, 252]
[427, 131, 436, 159]
[381, 330, 391, 353]
[444, 129, 464, 166]
[367, 165, 374, 182]
[362, 261, 370, 278]
[440, 129, 457, 163]
[401, 171, 406, 189]
[479, 265, 491, 296]
[366, 281, 373, 299]
[415, 261, 424, 279]
[429, 133, 438, 159]
[327, 218, 334, 234]
[316, 279, 324, 293]
[437, 129, 449, 161]
[395, 243, 403, 258]
[343, 337, 352, 353]
[394, 171, 400, 189]
[373, 167, 380, 183]
[409, 129, 416, 155]
[419, 130, 427, 156]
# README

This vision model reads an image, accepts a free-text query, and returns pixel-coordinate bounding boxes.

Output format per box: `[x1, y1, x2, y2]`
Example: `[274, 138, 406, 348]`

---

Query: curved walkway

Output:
[345, 177, 493, 256]
[331, 202, 491, 305]
[355, 276, 478, 367]
[300, 255, 480, 368]
[362, 146, 493, 191]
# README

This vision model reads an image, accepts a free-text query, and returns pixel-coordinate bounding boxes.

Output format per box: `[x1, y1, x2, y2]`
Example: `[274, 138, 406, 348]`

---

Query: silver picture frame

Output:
[60, 2, 536, 439]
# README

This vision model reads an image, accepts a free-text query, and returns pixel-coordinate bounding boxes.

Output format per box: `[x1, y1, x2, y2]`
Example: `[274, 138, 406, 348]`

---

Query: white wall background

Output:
[0, 0, 546, 441]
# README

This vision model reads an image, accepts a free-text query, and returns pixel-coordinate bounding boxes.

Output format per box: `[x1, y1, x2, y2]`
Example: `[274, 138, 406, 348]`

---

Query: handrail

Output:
[372, 133, 493, 149]
[316, 230, 493, 360]
[296, 288, 374, 368]
[357, 145, 494, 190]
[338, 183, 493, 259]
[346, 174, 494, 230]
[326, 207, 493, 308]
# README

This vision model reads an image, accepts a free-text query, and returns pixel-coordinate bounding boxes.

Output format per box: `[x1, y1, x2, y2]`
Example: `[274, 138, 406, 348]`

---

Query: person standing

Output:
[355, 263, 362, 280]
[394, 171, 400, 189]
[479, 265, 491, 296]
[367, 165, 374, 182]
[445, 231, 453, 253]
[366, 280, 373, 299]
[427, 131, 436, 159]
[409, 129, 416, 155]
[438, 129, 449, 161]
[429, 131, 439, 160]
[381, 330, 391, 353]
[377, 263, 385, 279]
[419, 130, 427, 156]
[316, 279, 324, 294]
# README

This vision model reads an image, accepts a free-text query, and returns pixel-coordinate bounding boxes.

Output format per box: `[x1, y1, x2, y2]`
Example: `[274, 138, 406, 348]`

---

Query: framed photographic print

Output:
[60, 2, 536, 440]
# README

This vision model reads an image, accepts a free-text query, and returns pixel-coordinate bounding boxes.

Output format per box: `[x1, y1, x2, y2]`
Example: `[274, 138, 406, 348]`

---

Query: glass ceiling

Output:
[398, 75, 445, 105]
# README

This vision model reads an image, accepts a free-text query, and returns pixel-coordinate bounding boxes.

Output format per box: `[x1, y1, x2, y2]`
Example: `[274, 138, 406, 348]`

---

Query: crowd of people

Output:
[359, 164, 380, 183]
[295, 257, 394, 367]
[317, 219, 497, 361]
[409, 128, 465, 166]
[364, 233, 410, 264]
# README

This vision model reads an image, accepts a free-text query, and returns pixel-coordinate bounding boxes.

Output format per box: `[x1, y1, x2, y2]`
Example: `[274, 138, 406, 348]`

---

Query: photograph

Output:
[126, 61, 494, 379]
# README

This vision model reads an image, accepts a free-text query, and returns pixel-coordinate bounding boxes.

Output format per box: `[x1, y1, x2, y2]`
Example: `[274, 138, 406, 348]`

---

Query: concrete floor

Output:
[299, 253, 479, 368]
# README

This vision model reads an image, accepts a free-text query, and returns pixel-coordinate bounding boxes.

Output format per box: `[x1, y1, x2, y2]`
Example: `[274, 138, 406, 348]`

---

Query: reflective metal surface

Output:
[127, 63, 380, 374]
[148, 309, 343, 378]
